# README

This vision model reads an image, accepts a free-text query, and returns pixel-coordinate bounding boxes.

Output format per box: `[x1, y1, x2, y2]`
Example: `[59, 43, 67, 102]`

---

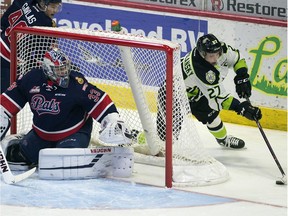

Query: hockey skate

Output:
[1, 134, 30, 171]
[216, 135, 245, 149]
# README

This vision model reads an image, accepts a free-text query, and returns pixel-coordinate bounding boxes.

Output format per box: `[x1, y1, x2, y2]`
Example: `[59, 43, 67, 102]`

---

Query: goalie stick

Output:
[246, 98, 286, 185]
[0, 144, 36, 184]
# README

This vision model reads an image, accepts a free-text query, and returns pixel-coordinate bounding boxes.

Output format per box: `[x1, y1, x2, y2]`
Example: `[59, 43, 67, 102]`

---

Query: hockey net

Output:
[9, 26, 229, 187]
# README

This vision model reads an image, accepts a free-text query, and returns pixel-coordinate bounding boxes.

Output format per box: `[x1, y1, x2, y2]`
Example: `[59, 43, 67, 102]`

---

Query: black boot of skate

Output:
[217, 135, 245, 149]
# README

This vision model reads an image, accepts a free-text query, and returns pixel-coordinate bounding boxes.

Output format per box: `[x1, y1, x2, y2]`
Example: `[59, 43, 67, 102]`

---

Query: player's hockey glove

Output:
[99, 113, 132, 147]
[0, 105, 11, 140]
[235, 101, 262, 121]
[234, 72, 251, 99]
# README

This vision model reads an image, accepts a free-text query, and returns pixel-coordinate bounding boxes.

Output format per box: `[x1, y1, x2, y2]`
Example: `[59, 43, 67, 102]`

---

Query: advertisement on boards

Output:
[127, 0, 203, 9]
[127, 0, 287, 21]
[54, 1, 208, 56]
[207, 0, 287, 21]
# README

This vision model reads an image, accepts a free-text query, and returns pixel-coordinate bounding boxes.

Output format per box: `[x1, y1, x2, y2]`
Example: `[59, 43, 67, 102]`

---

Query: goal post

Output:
[9, 26, 229, 187]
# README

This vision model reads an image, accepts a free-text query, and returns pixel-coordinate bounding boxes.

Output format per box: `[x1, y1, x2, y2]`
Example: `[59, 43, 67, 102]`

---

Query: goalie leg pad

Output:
[38, 147, 134, 180]
[112, 147, 134, 178]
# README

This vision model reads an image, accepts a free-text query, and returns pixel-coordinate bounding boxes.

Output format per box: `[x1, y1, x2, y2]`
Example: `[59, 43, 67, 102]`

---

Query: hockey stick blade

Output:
[276, 175, 287, 185]
[2, 167, 36, 184]
[0, 145, 36, 184]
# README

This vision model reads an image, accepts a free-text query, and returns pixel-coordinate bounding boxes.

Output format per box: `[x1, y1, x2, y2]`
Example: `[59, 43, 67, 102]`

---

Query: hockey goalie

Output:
[0, 48, 134, 181]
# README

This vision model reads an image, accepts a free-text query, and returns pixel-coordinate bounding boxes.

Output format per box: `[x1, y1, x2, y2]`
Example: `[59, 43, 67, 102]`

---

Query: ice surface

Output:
[0, 176, 235, 209]
[0, 122, 287, 216]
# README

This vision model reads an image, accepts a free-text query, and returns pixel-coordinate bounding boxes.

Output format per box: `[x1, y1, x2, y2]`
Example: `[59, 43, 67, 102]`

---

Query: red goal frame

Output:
[9, 26, 175, 187]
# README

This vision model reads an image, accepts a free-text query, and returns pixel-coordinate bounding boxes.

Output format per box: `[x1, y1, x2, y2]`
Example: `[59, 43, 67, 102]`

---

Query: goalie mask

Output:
[196, 34, 222, 58]
[42, 48, 71, 88]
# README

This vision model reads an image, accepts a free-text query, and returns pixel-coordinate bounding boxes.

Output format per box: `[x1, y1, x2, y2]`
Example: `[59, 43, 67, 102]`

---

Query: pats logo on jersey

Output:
[30, 94, 60, 115]
[206, 70, 216, 84]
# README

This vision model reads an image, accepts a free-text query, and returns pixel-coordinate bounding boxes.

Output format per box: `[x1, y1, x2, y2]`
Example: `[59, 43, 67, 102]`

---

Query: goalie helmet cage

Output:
[10, 26, 229, 187]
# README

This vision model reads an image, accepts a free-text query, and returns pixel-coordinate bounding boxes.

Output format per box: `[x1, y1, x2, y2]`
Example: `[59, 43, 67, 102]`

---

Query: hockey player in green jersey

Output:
[179, 33, 262, 149]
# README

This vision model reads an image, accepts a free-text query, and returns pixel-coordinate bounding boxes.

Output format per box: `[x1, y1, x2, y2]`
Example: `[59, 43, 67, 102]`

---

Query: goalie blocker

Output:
[38, 147, 134, 180]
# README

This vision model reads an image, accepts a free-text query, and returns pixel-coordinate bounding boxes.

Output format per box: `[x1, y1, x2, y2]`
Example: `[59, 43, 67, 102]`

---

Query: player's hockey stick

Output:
[0, 144, 36, 184]
[246, 98, 286, 185]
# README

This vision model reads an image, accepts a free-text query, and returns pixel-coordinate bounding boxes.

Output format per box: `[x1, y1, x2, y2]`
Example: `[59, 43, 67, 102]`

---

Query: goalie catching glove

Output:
[0, 105, 11, 140]
[98, 113, 132, 147]
[235, 101, 262, 121]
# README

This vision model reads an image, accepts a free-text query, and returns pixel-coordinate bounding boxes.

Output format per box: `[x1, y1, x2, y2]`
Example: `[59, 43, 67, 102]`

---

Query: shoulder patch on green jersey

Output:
[205, 70, 217, 84]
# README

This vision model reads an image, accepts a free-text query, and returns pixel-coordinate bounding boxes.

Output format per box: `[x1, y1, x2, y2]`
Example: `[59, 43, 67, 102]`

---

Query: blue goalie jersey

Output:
[0, 69, 118, 141]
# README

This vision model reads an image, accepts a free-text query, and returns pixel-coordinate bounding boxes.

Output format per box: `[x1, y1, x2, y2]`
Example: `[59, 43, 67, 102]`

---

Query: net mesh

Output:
[12, 26, 229, 186]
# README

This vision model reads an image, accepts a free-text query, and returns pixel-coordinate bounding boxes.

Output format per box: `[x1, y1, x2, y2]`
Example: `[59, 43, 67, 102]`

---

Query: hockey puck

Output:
[276, 180, 285, 185]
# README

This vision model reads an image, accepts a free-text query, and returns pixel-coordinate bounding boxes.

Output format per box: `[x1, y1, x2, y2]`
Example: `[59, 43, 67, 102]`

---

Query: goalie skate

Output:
[1, 134, 29, 171]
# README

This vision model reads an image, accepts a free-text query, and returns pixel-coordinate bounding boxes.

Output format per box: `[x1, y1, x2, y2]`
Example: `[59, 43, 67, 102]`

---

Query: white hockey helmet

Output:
[42, 48, 71, 88]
